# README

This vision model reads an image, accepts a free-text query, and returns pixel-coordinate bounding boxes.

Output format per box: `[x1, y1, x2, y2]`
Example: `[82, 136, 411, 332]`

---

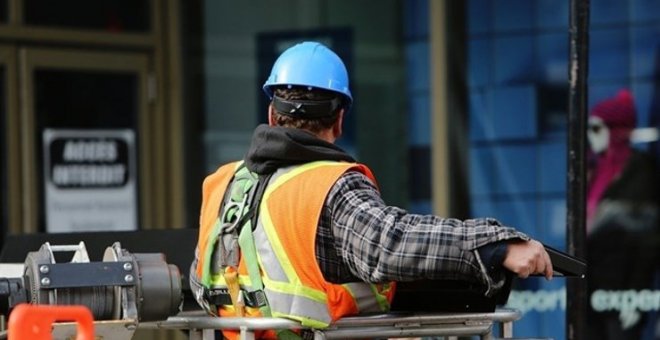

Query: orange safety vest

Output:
[195, 161, 395, 337]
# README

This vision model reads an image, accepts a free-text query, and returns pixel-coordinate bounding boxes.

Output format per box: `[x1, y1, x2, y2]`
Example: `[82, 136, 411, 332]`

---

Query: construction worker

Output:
[189, 41, 553, 338]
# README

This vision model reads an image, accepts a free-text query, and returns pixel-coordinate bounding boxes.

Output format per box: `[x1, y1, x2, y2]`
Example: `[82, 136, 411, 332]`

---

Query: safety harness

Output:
[204, 163, 302, 339]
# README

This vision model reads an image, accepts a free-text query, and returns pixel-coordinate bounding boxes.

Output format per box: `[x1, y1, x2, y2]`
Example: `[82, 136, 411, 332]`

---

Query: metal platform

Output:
[140, 308, 522, 340]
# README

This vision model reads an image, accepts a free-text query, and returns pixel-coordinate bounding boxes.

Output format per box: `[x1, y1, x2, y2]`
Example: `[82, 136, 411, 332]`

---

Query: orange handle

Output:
[8, 303, 94, 340]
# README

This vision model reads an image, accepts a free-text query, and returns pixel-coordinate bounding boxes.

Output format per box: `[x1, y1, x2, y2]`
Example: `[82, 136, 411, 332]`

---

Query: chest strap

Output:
[204, 288, 268, 308]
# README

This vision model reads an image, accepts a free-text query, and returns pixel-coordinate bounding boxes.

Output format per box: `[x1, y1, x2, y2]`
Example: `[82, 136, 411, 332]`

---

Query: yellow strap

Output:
[223, 270, 245, 316]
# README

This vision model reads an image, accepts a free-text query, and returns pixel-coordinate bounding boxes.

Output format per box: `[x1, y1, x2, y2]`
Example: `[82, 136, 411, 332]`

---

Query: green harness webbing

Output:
[238, 219, 303, 340]
[214, 164, 302, 340]
[238, 218, 270, 316]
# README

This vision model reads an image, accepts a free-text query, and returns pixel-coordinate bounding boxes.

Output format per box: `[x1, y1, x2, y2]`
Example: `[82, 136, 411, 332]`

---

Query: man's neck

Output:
[315, 129, 336, 144]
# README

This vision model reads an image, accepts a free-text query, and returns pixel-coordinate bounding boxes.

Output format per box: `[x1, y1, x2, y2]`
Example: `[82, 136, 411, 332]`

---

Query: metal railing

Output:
[141, 308, 522, 340]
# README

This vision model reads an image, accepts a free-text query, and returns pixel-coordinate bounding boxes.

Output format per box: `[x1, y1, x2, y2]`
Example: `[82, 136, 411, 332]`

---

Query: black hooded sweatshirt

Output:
[244, 124, 354, 174]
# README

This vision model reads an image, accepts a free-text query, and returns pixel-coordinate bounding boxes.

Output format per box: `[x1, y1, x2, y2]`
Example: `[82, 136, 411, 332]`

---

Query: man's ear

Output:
[332, 109, 344, 139]
[268, 104, 276, 126]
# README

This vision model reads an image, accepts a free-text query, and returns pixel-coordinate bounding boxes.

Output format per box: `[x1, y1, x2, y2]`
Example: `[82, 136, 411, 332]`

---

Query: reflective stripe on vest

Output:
[343, 283, 383, 313]
[255, 161, 391, 327]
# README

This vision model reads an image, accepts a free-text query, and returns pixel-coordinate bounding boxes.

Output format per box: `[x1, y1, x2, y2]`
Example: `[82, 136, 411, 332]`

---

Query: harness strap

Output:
[238, 175, 302, 340]
[205, 288, 267, 308]
[223, 270, 244, 316]
[238, 219, 272, 316]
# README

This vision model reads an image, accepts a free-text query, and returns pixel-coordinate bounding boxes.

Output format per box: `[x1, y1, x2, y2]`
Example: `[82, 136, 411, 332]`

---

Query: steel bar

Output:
[566, 0, 590, 339]
[140, 309, 521, 339]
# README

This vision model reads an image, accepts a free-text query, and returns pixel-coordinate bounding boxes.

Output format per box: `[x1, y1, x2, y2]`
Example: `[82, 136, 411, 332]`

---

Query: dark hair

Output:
[271, 86, 343, 134]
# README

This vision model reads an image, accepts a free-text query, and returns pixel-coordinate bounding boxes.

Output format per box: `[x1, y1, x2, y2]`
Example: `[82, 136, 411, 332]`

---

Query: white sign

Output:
[43, 129, 137, 233]
[506, 287, 567, 314]
[591, 289, 660, 329]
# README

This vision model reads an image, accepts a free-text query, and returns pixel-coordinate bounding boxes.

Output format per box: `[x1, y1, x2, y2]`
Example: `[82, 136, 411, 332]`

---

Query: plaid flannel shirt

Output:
[316, 170, 528, 294]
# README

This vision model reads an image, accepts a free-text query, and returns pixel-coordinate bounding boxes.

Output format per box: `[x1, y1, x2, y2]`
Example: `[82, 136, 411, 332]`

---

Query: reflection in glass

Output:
[25, 0, 150, 33]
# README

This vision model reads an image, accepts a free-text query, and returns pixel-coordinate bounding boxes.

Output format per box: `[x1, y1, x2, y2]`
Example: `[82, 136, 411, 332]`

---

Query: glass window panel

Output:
[469, 145, 496, 196]
[34, 69, 139, 230]
[537, 84, 568, 138]
[407, 93, 431, 146]
[493, 0, 533, 32]
[403, 0, 429, 39]
[632, 0, 660, 22]
[536, 0, 568, 30]
[588, 82, 630, 111]
[632, 81, 654, 128]
[536, 280, 567, 339]
[539, 198, 567, 249]
[493, 198, 537, 234]
[494, 35, 534, 84]
[590, 28, 630, 81]
[471, 199, 496, 218]
[537, 33, 569, 85]
[408, 146, 431, 202]
[538, 141, 566, 194]
[405, 41, 430, 94]
[507, 305, 541, 335]
[24, 0, 150, 33]
[591, 0, 629, 25]
[469, 38, 491, 88]
[491, 85, 537, 140]
[0, 0, 7, 24]
[35, 70, 137, 129]
[492, 144, 537, 195]
[469, 89, 492, 142]
[468, 0, 492, 35]
[631, 25, 660, 79]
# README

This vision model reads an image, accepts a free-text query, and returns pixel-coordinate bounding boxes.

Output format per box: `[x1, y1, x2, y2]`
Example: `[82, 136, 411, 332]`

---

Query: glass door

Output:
[20, 48, 152, 233]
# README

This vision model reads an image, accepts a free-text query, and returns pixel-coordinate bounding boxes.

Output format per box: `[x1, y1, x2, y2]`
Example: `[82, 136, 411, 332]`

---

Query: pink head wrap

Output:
[586, 90, 636, 229]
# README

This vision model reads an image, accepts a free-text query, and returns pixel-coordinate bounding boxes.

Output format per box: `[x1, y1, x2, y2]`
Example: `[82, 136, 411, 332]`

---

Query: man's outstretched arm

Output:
[327, 171, 553, 290]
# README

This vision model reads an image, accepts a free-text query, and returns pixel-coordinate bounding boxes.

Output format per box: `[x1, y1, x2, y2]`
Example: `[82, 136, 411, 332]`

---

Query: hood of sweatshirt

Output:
[244, 124, 355, 175]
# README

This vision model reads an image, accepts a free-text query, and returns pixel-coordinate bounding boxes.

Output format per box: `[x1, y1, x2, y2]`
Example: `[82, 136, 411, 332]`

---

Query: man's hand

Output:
[502, 240, 553, 280]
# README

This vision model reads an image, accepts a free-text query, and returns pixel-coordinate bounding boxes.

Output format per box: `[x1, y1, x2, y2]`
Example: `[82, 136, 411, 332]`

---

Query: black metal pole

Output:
[566, 0, 589, 339]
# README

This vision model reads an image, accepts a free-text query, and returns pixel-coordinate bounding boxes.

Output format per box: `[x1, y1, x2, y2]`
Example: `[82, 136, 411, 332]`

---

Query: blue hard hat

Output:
[263, 41, 353, 107]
